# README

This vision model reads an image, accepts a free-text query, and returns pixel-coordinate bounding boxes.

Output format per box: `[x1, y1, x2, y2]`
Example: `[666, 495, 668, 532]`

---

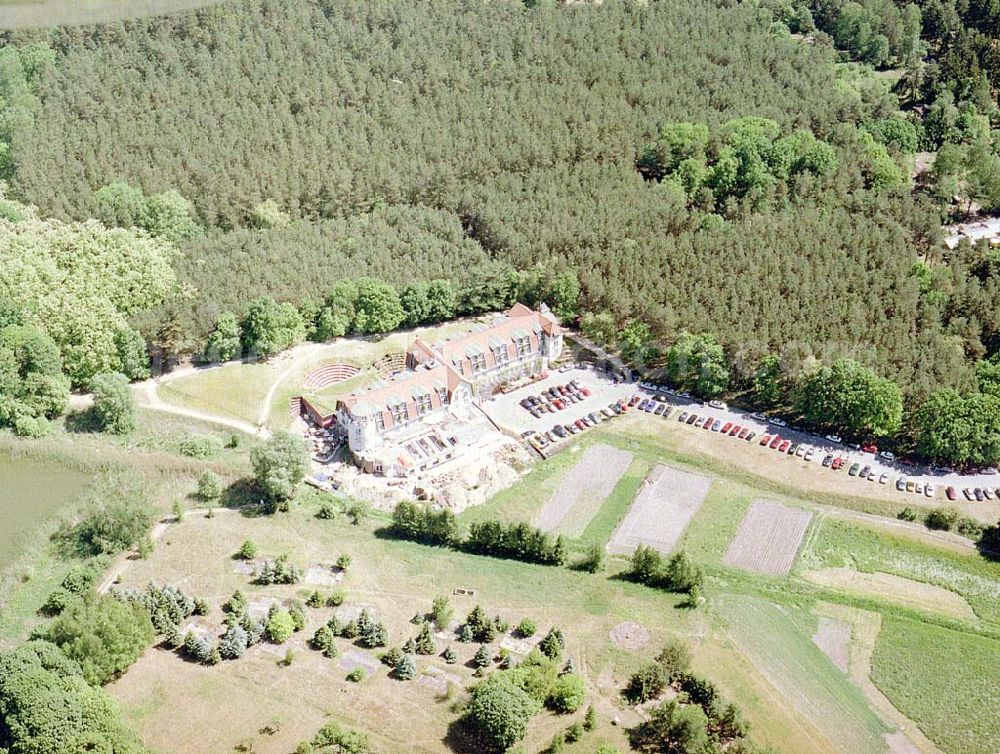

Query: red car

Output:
[831, 458, 844, 470]
[861, 443, 878, 454]
[778, 440, 791, 452]
[945, 486, 957, 501]
[769, 435, 782, 449]
[617, 400, 628, 412]
[629, 395, 641, 407]
[574, 419, 587, 430]
[579, 386, 591, 397]
[553, 399, 565, 410]
[721, 422, 732, 434]
[760, 434, 772, 446]
[728, 424, 741, 436]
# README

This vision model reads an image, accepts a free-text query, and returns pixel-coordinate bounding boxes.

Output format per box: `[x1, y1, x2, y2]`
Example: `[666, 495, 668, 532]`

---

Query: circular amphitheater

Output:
[302, 362, 361, 390]
[372, 351, 406, 378]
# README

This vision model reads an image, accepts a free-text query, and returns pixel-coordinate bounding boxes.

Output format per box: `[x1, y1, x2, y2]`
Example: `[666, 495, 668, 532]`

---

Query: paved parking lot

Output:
[479, 365, 636, 436]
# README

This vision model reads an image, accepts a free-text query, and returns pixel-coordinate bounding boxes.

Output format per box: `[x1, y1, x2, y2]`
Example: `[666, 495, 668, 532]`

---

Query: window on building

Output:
[516, 336, 531, 356]
[494, 344, 509, 365]
[471, 352, 487, 372]
[390, 404, 408, 425]
[417, 394, 433, 415]
[436, 387, 449, 405]
[375, 413, 386, 431]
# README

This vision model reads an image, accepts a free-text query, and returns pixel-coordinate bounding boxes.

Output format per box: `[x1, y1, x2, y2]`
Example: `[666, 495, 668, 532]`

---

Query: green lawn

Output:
[799, 517, 1000, 625]
[158, 362, 278, 426]
[714, 595, 891, 754]
[872, 615, 1000, 753]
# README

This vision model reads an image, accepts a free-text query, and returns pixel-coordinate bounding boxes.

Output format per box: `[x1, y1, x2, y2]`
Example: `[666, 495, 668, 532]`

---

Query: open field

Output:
[801, 568, 978, 623]
[607, 464, 711, 555]
[724, 500, 813, 576]
[715, 595, 892, 754]
[534, 443, 633, 536]
[103, 498, 874, 754]
[872, 615, 1000, 754]
[0, 0, 227, 28]
[800, 517, 1000, 625]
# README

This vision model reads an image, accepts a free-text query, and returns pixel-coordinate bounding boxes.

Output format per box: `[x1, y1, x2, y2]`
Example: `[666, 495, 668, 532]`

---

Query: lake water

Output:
[0, 456, 89, 570]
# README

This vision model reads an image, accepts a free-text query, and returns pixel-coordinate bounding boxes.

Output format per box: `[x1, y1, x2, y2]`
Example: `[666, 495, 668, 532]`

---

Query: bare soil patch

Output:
[609, 621, 651, 651]
[338, 648, 380, 674]
[304, 564, 345, 586]
[811, 616, 851, 673]
[534, 443, 633, 535]
[607, 464, 711, 555]
[802, 568, 977, 622]
[723, 500, 813, 576]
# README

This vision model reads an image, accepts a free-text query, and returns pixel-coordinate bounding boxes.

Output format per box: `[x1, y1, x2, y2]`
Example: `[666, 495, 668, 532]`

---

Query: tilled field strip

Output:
[724, 499, 813, 575]
[534, 443, 633, 535]
[606, 464, 712, 555]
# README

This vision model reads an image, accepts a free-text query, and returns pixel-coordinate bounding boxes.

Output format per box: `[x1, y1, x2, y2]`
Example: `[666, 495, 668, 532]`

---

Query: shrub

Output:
[516, 618, 537, 638]
[473, 644, 494, 667]
[655, 639, 692, 681]
[415, 622, 436, 655]
[547, 674, 585, 713]
[676, 673, 717, 711]
[266, 609, 295, 644]
[346, 668, 364, 682]
[254, 554, 300, 585]
[196, 471, 223, 502]
[179, 434, 223, 459]
[925, 507, 959, 531]
[466, 673, 542, 751]
[897, 507, 917, 522]
[306, 590, 324, 608]
[219, 625, 248, 660]
[235, 539, 258, 560]
[394, 653, 417, 680]
[577, 542, 604, 573]
[114, 583, 195, 634]
[67, 497, 154, 557]
[565, 721, 584, 743]
[584, 705, 597, 731]
[46, 595, 154, 684]
[956, 516, 984, 540]
[326, 589, 346, 607]
[89, 372, 137, 435]
[464, 605, 497, 643]
[538, 627, 565, 659]
[623, 663, 668, 704]
[336, 553, 352, 570]
[250, 431, 308, 507]
[192, 597, 209, 616]
[442, 646, 458, 664]
[431, 594, 453, 629]
[311, 625, 335, 654]
[381, 646, 404, 667]
[183, 631, 214, 663]
[316, 503, 335, 520]
[224, 590, 247, 615]
[289, 603, 306, 632]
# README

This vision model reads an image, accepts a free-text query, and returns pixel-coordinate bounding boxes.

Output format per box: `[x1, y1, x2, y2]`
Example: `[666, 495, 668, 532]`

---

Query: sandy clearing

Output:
[606, 464, 711, 555]
[534, 443, 633, 535]
[811, 616, 851, 673]
[802, 568, 977, 622]
[724, 500, 813, 576]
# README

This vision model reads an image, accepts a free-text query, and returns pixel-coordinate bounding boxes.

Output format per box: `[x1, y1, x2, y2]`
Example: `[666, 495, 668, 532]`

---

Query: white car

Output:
[924, 484, 936, 498]
[559, 363, 577, 373]
[879, 451, 896, 461]
[914, 482, 924, 495]
[878, 473, 888, 484]
[825, 434, 842, 444]
[750, 412, 766, 421]
[769, 417, 788, 427]
[708, 400, 728, 410]
[639, 381, 656, 390]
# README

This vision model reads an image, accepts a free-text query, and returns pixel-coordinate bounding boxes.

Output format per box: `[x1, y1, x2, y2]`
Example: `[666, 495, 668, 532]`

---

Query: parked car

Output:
[708, 400, 728, 410]
[738, 427, 750, 439]
[804, 448, 815, 461]
[795, 445, 808, 457]
[579, 386, 591, 397]
[575, 419, 587, 430]
[913, 481, 923, 494]
[925, 484, 936, 498]
[770, 417, 788, 427]
[678, 411, 689, 423]
[964, 488, 975, 500]
[861, 443, 878, 454]
[721, 422, 732, 434]
[745, 432, 756, 442]
[879, 451, 896, 461]
[750, 412, 766, 421]
[825, 434, 842, 444]
[946, 486, 957, 501]
[878, 473, 888, 484]
[859, 465, 870, 479]
[686, 413, 698, 425]
[984, 488, 996, 500]
[831, 458, 844, 470]
[654, 404, 667, 416]
[552, 425, 567, 438]
[702, 418, 713, 431]
[849, 463, 860, 476]
[769, 436, 782, 449]
[822, 454, 834, 467]
[905, 480, 915, 493]
[787, 443, 799, 455]
[760, 434, 772, 446]
[629, 395, 641, 407]
[778, 440, 791, 452]
[565, 424, 578, 435]
[711, 420, 722, 432]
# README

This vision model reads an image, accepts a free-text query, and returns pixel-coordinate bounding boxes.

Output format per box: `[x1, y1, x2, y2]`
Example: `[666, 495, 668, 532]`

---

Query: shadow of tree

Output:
[64, 408, 101, 434]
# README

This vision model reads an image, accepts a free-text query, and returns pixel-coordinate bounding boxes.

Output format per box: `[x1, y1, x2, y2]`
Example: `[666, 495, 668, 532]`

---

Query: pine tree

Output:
[415, 622, 436, 655]
[394, 653, 417, 680]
